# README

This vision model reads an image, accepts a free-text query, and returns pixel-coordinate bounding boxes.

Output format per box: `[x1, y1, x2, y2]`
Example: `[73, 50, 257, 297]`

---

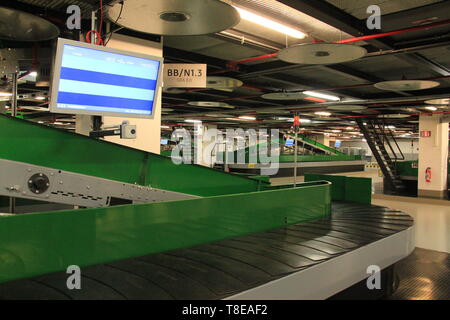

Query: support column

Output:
[417, 114, 449, 199]
[195, 124, 218, 167]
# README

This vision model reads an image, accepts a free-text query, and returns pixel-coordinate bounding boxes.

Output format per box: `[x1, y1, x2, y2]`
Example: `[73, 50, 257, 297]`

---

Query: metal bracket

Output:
[0, 159, 198, 208]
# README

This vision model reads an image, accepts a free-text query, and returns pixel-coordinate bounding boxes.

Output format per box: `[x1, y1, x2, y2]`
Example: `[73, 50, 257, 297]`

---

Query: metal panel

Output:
[0, 159, 196, 207]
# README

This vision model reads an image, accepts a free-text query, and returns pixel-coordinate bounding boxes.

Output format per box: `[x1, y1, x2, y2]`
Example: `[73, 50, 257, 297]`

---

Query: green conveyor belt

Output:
[0, 115, 334, 284]
[0, 115, 269, 197]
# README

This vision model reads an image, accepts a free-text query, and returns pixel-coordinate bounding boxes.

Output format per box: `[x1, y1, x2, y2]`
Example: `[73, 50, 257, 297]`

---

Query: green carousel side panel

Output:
[0, 182, 331, 283]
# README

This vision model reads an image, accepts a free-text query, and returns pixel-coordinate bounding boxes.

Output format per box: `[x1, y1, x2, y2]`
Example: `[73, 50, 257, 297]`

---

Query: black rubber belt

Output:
[0, 202, 413, 300]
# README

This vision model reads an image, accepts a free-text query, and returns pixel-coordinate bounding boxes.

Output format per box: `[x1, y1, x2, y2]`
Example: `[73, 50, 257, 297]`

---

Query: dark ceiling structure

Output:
[1, 0, 450, 139]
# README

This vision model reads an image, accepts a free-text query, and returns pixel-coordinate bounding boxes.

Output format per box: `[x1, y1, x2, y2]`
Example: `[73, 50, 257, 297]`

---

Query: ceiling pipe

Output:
[335, 19, 450, 44]
[216, 19, 450, 72]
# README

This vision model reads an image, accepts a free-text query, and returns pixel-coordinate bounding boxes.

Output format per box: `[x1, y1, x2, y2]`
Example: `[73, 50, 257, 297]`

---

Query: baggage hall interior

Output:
[0, 0, 449, 301]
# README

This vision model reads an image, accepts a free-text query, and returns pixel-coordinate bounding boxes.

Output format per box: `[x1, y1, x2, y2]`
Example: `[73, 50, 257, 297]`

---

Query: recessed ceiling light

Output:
[425, 106, 438, 111]
[35, 96, 46, 100]
[184, 119, 202, 123]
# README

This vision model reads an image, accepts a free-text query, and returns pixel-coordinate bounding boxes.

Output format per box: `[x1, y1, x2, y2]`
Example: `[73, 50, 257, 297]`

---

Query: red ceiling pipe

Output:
[227, 53, 278, 68]
[218, 19, 450, 70]
[336, 19, 450, 44]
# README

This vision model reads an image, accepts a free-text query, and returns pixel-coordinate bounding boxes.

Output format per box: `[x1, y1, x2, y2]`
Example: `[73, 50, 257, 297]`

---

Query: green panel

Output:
[304, 174, 346, 200]
[395, 160, 450, 178]
[0, 115, 264, 196]
[304, 174, 371, 204]
[279, 154, 361, 162]
[395, 161, 419, 177]
[0, 182, 331, 283]
[298, 134, 345, 155]
[345, 177, 372, 204]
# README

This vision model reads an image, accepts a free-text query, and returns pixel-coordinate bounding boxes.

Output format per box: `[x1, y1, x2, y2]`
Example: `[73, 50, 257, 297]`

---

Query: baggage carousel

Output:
[0, 202, 414, 300]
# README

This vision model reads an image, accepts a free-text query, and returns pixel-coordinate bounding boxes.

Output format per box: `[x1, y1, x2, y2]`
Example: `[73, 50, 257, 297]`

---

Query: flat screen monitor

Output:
[160, 139, 169, 145]
[285, 138, 295, 147]
[335, 140, 342, 148]
[50, 38, 163, 118]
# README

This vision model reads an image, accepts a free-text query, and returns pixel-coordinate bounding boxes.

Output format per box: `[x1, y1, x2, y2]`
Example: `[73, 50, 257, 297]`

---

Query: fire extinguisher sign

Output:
[425, 167, 432, 183]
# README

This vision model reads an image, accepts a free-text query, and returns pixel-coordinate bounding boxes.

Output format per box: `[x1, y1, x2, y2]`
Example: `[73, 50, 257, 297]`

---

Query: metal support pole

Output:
[9, 72, 18, 213]
[293, 113, 299, 187]
[11, 72, 18, 117]
[294, 131, 298, 187]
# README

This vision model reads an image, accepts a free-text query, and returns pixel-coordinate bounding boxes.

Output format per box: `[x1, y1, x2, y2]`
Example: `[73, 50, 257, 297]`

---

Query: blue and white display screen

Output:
[285, 138, 295, 147]
[54, 44, 161, 117]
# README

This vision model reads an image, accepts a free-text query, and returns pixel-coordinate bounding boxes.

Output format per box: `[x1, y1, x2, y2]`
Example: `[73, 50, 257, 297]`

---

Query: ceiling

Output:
[1, 0, 449, 140]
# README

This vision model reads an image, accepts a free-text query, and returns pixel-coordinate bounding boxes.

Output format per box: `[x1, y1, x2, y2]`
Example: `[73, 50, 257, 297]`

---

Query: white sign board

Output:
[163, 64, 207, 88]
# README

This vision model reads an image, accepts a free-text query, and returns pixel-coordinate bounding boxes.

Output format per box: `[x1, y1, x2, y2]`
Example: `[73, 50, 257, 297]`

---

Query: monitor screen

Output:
[50, 38, 163, 118]
[335, 140, 342, 148]
[160, 139, 169, 145]
[285, 138, 295, 147]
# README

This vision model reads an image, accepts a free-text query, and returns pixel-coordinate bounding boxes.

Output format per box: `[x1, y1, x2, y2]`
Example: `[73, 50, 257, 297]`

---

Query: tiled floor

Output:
[271, 170, 449, 254]
[373, 196, 450, 254]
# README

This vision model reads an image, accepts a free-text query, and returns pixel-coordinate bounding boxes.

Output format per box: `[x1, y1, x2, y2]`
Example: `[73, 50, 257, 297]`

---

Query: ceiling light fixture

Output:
[0, 92, 12, 97]
[238, 116, 257, 121]
[234, 7, 306, 39]
[303, 91, 340, 101]
[29, 71, 38, 77]
[184, 119, 202, 123]
[425, 106, 438, 111]
[314, 111, 332, 117]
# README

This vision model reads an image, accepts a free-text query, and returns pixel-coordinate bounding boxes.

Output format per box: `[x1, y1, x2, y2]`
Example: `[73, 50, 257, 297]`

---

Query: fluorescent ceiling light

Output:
[184, 119, 202, 123]
[425, 106, 437, 111]
[35, 96, 46, 100]
[303, 91, 340, 102]
[276, 117, 311, 123]
[234, 7, 306, 39]
[29, 71, 38, 77]
[0, 92, 12, 97]
[161, 125, 171, 129]
[238, 116, 256, 121]
[314, 111, 332, 117]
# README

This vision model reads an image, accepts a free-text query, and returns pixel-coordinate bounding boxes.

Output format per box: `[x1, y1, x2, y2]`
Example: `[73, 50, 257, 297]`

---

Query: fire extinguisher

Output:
[425, 167, 432, 183]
